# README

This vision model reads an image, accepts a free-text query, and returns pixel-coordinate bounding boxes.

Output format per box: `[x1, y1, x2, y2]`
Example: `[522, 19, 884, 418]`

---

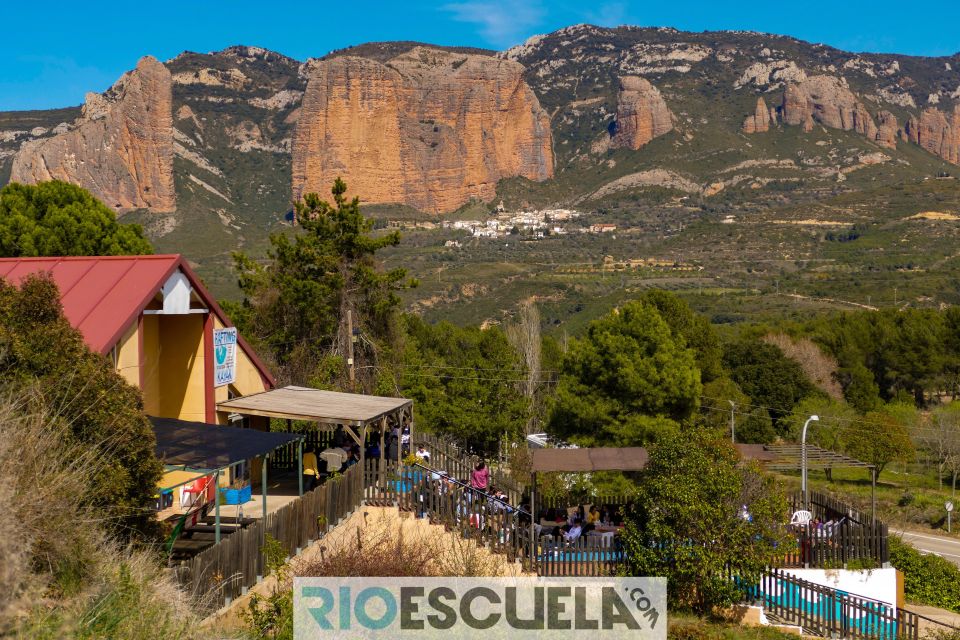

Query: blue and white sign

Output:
[213, 327, 238, 387]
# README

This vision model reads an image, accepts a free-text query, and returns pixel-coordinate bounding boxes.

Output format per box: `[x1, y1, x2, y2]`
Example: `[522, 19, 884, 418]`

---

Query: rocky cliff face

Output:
[741, 97, 772, 133]
[610, 76, 673, 149]
[781, 75, 877, 138]
[875, 111, 899, 149]
[905, 106, 960, 164]
[10, 57, 175, 212]
[292, 47, 553, 213]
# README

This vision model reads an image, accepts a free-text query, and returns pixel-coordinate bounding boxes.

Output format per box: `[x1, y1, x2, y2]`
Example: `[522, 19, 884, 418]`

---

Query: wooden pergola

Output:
[217, 386, 413, 494]
[525, 442, 869, 560]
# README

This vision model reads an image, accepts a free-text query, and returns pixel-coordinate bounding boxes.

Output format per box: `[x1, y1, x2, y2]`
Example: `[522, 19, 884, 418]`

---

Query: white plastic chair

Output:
[790, 510, 813, 526]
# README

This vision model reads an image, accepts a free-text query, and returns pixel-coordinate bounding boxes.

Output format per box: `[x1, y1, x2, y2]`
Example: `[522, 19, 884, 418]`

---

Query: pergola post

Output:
[297, 439, 304, 497]
[262, 453, 269, 522]
[360, 424, 368, 472]
[379, 417, 387, 495]
[408, 407, 414, 455]
[871, 467, 877, 527]
[215, 468, 222, 543]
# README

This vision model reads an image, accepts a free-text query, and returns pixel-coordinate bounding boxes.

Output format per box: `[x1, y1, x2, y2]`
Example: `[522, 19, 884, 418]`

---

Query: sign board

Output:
[294, 577, 666, 640]
[213, 328, 238, 387]
[947, 501, 954, 513]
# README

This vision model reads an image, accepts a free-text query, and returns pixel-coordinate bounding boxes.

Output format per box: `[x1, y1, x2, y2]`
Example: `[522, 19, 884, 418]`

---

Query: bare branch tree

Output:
[506, 300, 541, 434]
[763, 333, 843, 400]
[920, 405, 960, 492]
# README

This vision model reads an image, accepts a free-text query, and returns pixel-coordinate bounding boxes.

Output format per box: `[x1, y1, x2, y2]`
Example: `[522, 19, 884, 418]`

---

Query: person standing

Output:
[302, 448, 320, 491]
[470, 461, 490, 492]
[415, 445, 431, 463]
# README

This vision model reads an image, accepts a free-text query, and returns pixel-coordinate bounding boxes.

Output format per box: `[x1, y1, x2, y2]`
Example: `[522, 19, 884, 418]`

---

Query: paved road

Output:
[893, 528, 960, 567]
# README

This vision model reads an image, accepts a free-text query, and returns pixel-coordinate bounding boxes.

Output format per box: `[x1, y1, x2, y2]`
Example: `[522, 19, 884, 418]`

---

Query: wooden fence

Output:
[792, 490, 874, 526]
[173, 461, 364, 610]
[744, 568, 919, 640]
[173, 436, 893, 624]
[786, 491, 889, 567]
[412, 433, 523, 504]
[536, 536, 623, 577]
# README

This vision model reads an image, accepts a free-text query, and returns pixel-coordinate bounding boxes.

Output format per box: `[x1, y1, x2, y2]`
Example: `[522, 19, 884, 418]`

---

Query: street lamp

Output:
[801, 415, 820, 512]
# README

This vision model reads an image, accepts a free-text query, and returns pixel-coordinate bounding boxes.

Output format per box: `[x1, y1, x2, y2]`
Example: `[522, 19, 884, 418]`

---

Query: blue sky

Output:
[3, 1, 959, 111]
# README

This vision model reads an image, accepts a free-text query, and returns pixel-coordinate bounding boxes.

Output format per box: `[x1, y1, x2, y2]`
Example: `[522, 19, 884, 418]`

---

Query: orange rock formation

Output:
[11, 57, 175, 212]
[291, 47, 553, 214]
[905, 105, 960, 164]
[610, 76, 674, 150]
[742, 97, 772, 133]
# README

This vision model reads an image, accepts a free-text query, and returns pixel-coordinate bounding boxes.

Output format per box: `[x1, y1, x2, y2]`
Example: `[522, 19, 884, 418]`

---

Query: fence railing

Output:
[778, 520, 889, 568]
[537, 536, 623, 577]
[792, 490, 873, 526]
[362, 459, 533, 565]
[411, 433, 523, 504]
[173, 461, 364, 611]
[786, 490, 888, 568]
[744, 568, 919, 640]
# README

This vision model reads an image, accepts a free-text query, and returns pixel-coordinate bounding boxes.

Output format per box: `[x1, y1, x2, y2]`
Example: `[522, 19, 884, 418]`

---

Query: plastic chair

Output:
[790, 509, 813, 526]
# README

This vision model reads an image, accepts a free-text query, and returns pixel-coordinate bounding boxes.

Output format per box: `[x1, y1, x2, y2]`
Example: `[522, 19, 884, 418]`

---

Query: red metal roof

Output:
[0, 254, 275, 387]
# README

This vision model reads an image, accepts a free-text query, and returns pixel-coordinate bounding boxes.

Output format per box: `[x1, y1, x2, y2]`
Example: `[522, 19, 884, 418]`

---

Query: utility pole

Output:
[347, 310, 355, 386]
[894, 287, 898, 306]
[728, 400, 736, 443]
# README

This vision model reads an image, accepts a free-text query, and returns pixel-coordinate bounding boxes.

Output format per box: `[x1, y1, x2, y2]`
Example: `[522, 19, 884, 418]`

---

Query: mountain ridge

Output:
[1, 23, 959, 299]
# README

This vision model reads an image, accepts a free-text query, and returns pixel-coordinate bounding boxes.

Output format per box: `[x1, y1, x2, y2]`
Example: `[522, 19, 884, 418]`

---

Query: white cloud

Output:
[442, 1, 546, 48]
[583, 2, 626, 28]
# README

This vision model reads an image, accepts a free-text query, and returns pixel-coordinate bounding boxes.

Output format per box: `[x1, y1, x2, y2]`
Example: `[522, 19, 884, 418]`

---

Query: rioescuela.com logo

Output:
[293, 577, 665, 639]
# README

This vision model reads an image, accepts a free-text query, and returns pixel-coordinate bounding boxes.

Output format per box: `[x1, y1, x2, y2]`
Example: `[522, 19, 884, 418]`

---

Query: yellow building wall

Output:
[141, 315, 161, 416]
[111, 312, 269, 424]
[213, 317, 270, 424]
[158, 314, 206, 422]
[114, 321, 141, 389]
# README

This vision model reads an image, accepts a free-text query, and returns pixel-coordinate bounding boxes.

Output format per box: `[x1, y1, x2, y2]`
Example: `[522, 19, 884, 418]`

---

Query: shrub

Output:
[0, 274, 162, 537]
[621, 430, 789, 614]
[243, 510, 506, 639]
[0, 393, 208, 639]
[889, 537, 960, 612]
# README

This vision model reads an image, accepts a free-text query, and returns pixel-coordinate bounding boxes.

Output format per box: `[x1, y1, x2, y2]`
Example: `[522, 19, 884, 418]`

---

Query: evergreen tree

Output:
[638, 289, 723, 383]
[723, 339, 817, 435]
[0, 181, 152, 257]
[548, 300, 701, 447]
[231, 179, 416, 388]
[0, 274, 162, 537]
[394, 317, 529, 456]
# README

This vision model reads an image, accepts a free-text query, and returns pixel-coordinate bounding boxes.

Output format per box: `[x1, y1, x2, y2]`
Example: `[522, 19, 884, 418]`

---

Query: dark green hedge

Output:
[890, 537, 960, 613]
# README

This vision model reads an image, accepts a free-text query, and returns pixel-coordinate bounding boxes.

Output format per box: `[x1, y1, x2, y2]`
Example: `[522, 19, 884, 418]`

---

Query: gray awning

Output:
[530, 443, 780, 473]
[150, 416, 303, 472]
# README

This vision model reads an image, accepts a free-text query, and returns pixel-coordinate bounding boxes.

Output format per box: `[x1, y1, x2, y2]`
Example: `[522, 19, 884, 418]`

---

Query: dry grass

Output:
[295, 509, 502, 579]
[0, 387, 215, 639]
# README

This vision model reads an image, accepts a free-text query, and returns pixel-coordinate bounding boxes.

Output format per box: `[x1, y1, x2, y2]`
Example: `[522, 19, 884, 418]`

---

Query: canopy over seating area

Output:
[153, 416, 304, 471]
[529, 443, 778, 473]
[151, 416, 305, 546]
[217, 386, 412, 427]
[217, 386, 413, 464]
